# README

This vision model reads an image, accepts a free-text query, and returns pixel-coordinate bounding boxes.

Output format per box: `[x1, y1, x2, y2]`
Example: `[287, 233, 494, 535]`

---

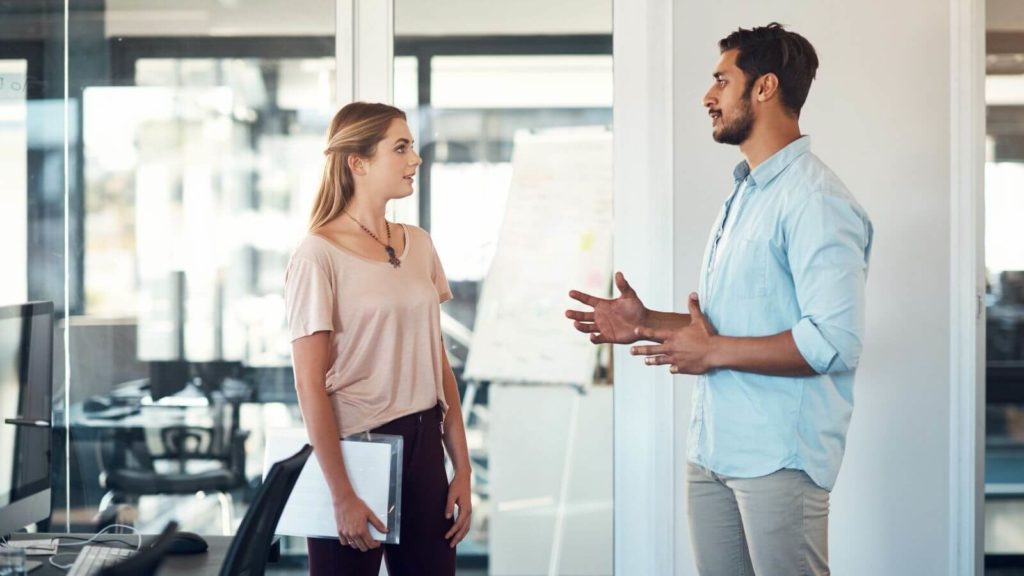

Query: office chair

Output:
[97, 520, 179, 576]
[219, 443, 312, 576]
[97, 396, 250, 533]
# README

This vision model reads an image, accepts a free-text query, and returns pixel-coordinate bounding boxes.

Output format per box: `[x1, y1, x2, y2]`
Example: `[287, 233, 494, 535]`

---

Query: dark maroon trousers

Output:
[307, 405, 456, 576]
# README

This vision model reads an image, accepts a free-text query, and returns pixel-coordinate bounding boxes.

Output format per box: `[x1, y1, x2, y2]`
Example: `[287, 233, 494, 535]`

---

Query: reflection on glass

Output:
[72, 53, 333, 539]
[0, 2, 66, 532]
[395, 37, 613, 572]
[984, 49, 1024, 555]
[0, 60, 29, 305]
[85, 58, 335, 365]
[985, 162, 1024, 367]
[431, 55, 612, 109]
[9, 2, 620, 570]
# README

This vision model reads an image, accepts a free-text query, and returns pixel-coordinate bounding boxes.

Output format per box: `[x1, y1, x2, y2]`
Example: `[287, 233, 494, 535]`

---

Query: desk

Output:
[71, 400, 217, 431]
[10, 533, 231, 576]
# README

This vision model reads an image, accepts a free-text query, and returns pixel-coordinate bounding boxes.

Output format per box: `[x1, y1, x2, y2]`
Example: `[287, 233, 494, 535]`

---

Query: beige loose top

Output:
[284, 224, 452, 437]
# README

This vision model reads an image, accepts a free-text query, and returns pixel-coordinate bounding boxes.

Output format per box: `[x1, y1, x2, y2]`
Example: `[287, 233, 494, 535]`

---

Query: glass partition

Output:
[394, 25, 614, 574]
[2, 2, 616, 574]
[985, 27, 1024, 567]
[61, 5, 335, 566]
[0, 2, 66, 530]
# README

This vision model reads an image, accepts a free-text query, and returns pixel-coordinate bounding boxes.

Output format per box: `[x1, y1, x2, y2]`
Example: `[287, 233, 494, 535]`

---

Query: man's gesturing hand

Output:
[565, 272, 650, 345]
[631, 292, 718, 375]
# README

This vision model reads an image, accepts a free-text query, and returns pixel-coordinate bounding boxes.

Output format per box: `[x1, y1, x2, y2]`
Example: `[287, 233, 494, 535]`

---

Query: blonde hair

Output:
[309, 102, 407, 231]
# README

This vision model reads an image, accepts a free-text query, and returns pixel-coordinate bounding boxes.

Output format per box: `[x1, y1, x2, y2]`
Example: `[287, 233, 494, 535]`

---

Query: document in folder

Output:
[263, 428, 403, 543]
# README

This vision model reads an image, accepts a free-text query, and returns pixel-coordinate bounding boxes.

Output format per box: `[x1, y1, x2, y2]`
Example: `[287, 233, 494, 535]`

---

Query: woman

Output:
[285, 102, 472, 576]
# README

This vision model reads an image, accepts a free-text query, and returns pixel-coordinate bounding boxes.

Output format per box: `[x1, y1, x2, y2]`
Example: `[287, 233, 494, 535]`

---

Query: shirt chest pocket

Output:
[725, 238, 769, 299]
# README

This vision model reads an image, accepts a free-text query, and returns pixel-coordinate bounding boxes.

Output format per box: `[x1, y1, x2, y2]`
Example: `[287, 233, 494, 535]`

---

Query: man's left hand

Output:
[631, 292, 718, 375]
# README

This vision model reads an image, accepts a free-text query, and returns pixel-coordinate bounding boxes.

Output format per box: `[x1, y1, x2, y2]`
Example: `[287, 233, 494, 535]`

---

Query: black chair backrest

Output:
[98, 520, 179, 576]
[219, 443, 312, 576]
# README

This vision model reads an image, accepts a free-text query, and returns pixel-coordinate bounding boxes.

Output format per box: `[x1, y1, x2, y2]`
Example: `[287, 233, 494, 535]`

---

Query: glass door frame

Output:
[952, 0, 987, 573]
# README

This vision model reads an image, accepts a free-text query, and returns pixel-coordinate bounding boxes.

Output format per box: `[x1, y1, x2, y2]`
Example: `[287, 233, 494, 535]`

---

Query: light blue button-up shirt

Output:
[689, 136, 873, 491]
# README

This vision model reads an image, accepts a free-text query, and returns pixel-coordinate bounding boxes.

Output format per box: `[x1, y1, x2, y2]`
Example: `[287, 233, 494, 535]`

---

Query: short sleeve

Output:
[284, 257, 335, 341]
[429, 240, 453, 304]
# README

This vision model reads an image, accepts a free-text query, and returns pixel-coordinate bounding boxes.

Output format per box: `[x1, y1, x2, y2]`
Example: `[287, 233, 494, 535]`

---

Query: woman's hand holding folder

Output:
[335, 490, 388, 552]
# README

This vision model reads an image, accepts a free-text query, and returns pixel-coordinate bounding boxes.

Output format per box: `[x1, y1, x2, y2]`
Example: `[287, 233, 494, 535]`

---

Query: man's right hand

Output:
[566, 271, 650, 345]
[334, 491, 388, 552]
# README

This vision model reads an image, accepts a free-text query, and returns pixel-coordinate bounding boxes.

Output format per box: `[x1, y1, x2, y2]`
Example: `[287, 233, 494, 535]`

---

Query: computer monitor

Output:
[148, 360, 191, 402]
[0, 301, 54, 537]
[149, 360, 244, 402]
[193, 360, 243, 396]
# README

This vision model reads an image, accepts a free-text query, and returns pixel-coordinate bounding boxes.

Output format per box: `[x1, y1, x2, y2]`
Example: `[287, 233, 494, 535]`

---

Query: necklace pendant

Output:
[385, 246, 401, 269]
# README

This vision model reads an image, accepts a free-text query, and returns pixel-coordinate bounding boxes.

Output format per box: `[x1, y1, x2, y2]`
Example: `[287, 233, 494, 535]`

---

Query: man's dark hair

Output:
[719, 23, 819, 117]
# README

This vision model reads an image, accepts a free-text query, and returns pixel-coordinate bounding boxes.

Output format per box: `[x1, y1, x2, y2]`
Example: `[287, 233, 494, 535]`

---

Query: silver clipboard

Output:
[263, 428, 404, 544]
[343, 431, 404, 544]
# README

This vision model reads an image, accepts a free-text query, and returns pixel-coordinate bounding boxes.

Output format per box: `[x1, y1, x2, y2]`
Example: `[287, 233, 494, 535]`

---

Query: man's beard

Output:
[713, 98, 754, 145]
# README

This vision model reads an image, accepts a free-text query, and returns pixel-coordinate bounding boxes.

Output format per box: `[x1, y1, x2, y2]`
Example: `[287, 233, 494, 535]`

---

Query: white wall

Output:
[669, 4, 968, 575]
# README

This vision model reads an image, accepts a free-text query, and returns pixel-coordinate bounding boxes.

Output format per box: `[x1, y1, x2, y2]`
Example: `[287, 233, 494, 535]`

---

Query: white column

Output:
[353, 0, 393, 103]
[613, 0, 680, 573]
[336, 0, 413, 225]
[335, 0, 354, 105]
[336, 0, 394, 106]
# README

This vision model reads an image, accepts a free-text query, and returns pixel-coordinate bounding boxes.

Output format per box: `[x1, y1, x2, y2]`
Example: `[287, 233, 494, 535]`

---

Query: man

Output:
[565, 24, 873, 575]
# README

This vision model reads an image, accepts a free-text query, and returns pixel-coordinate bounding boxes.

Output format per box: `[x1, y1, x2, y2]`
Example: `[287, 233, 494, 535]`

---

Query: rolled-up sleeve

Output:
[786, 191, 873, 374]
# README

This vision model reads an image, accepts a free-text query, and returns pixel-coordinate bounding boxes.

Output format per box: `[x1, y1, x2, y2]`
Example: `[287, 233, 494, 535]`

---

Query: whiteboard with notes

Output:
[463, 127, 613, 386]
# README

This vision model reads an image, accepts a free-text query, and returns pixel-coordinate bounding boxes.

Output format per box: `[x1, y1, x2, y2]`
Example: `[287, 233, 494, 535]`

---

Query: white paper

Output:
[4, 539, 57, 556]
[463, 127, 613, 386]
[263, 428, 392, 541]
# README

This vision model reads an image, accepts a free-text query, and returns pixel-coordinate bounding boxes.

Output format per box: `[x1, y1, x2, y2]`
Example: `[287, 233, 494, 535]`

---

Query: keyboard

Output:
[66, 545, 134, 576]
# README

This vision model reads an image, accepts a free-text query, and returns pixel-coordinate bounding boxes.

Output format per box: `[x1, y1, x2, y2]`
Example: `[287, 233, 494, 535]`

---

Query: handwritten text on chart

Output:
[0, 77, 26, 93]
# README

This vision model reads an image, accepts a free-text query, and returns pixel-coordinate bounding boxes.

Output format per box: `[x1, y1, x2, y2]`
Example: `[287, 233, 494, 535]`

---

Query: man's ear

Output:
[756, 73, 780, 103]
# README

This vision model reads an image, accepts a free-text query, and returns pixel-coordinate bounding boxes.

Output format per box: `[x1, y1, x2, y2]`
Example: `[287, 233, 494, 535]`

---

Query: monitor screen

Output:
[148, 360, 191, 401]
[0, 301, 53, 536]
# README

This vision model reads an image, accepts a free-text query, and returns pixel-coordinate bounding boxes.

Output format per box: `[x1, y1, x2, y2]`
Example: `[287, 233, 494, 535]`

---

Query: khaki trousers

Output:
[686, 462, 830, 576]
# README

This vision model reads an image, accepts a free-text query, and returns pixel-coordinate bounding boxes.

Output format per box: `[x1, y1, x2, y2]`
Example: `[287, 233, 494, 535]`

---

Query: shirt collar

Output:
[731, 135, 812, 188]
